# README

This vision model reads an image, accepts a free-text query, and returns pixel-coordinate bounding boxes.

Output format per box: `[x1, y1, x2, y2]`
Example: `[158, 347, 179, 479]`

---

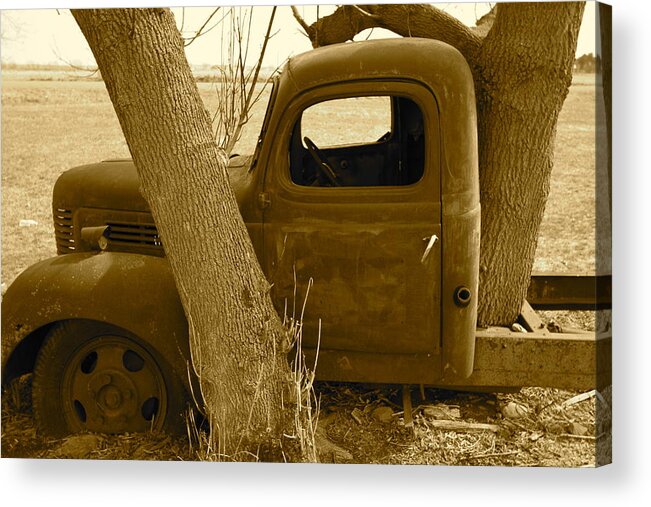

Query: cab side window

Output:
[289, 95, 425, 187]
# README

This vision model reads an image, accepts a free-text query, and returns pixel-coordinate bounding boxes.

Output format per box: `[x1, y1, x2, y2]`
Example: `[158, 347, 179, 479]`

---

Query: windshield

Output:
[250, 76, 279, 172]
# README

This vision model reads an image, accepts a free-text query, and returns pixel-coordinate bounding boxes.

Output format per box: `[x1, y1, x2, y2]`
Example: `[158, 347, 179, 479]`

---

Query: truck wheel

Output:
[32, 320, 187, 436]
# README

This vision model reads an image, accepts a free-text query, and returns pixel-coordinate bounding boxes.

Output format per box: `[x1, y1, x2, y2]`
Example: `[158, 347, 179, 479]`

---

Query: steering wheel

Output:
[303, 136, 340, 187]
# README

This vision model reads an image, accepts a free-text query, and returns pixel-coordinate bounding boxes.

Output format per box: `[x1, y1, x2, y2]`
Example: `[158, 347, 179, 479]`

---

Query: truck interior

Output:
[289, 95, 425, 187]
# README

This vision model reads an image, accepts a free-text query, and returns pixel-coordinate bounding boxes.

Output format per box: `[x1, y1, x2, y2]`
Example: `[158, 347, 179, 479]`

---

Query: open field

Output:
[1, 72, 609, 464]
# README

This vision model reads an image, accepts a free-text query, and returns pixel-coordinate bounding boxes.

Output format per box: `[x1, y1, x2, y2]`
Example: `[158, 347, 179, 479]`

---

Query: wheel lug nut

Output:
[101, 374, 112, 385]
[124, 390, 132, 400]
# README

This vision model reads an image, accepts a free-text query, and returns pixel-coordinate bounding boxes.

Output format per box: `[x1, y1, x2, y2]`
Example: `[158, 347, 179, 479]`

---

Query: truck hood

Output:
[53, 155, 254, 213]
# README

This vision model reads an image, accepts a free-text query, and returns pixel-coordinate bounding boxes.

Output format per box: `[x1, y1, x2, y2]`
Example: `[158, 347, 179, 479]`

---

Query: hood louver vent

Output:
[54, 208, 75, 254]
[105, 221, 163, 250]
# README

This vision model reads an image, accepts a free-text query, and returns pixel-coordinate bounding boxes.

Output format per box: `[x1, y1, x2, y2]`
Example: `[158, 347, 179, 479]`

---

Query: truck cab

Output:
[256, 38, 480, 383]
[2, 38, 480, 435]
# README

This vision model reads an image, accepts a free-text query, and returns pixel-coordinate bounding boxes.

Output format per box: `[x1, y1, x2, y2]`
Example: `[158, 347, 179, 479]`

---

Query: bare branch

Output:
[212, 7, 280, 155]
[51, 41, 100, 78]
[224, 6, 277, 154]
[350, 5, 380, 20]
[184, 7, 221, 47]
[473, 5, 496, 37]
[299, 4, 482, 64]
[179, 7, 186, 34]
[291, 6, 311, 35]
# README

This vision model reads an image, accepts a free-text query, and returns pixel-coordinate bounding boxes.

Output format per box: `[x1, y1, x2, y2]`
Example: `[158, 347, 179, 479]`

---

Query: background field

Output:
[1, 71, 609, 464]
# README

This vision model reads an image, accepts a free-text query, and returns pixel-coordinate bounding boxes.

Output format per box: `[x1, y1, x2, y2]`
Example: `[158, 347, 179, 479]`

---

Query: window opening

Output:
[289, 95, 425, 187]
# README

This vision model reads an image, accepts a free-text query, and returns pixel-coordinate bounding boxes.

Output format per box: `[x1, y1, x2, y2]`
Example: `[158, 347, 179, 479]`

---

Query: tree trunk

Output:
[72, 8, 292, 459]
[301, 3, 585, 325]
[473, 2, 584, 325]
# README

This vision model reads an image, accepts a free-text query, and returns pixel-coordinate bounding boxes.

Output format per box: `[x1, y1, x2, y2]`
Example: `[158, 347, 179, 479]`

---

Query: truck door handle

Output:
[421, 234, 439, 263]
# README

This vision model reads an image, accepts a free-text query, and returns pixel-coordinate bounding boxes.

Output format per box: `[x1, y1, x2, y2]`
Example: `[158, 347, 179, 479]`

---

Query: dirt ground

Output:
[2, 371, 611, 466]
[1, 72, 611, 465]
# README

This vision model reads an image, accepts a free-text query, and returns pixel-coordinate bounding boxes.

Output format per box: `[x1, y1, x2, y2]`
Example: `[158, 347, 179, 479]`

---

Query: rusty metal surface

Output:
[274, 39, 479, 195]
[263, 40, 480, 381]
[302, 349, 441, 385]
[54, 160, 150, 213]
[267, 210, 443, 356]
[1, 252, 193, 396]
[434, 327, 612, 391]
[53, 155, 256, 217]
[262, 81, 445, 358]
[440, 204, 480, 380]
[528, 272, 612, 310]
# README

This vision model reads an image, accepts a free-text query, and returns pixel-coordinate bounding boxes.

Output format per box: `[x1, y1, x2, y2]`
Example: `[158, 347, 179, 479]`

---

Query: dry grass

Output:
[1, 71, 607, 464]
[312, 383, 604, 467]
[535, 73, 608, 273]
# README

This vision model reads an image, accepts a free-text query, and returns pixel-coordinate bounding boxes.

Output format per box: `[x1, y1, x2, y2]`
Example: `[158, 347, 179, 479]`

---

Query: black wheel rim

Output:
[62, 336, 168, 433]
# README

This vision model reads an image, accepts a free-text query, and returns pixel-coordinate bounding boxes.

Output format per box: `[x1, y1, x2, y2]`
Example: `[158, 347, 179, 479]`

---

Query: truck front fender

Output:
[1, 252, 192, 394]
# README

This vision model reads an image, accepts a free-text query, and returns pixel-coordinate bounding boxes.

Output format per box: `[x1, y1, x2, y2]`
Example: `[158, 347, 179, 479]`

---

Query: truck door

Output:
[263, 81, 442, 380]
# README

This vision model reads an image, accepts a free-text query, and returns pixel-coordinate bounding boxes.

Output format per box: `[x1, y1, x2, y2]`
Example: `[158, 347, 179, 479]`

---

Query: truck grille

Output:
[106, 221, 163, 250]
[54, 208, 75, 253]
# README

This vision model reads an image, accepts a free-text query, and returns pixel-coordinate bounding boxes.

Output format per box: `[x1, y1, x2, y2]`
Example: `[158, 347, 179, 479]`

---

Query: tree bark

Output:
[303, 2, 585, 325]
[294, 4, 482, 63]
[473, 2, 584, 325]
[73, 8, 292, 459]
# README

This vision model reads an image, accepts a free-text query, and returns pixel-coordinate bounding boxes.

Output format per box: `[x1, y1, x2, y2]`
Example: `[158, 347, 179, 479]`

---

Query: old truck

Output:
[1, 38, 611, 436]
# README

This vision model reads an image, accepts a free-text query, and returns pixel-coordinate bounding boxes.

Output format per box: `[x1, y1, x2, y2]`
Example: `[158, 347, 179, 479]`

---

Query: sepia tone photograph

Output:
[1, 0, 612, 470]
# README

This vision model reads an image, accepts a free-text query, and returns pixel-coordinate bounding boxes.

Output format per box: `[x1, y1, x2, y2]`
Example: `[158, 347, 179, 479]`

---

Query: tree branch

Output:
[349, 5, 381, 21]
[223, 6, 277, 155]
[290, 6, 310, 36]
[472, 5, 496, 37]
[183, 7, 221, 47]
[301, 4, 482, 64]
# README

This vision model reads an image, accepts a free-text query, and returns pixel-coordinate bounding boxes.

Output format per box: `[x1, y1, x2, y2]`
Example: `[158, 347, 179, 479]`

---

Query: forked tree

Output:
[293, 2, 586, 325]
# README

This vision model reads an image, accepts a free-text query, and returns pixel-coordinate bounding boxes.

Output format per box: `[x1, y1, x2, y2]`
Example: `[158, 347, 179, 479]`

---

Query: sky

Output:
[0, 2, 597, 68]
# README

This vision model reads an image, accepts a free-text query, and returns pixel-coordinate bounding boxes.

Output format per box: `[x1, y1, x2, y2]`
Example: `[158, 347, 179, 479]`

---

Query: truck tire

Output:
[32, 320, 188, 437]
